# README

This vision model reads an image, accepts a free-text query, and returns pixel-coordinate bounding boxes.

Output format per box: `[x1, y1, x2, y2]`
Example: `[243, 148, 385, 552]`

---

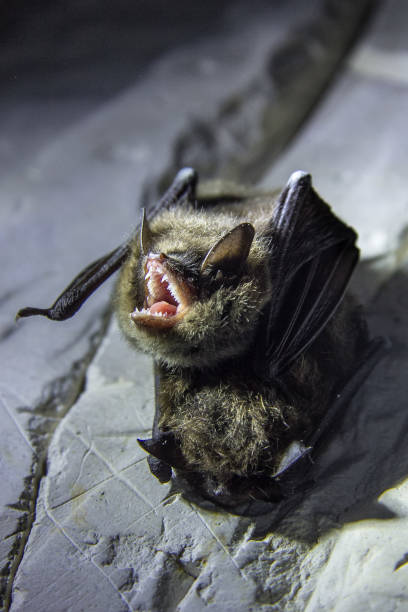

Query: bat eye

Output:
[140, 209, 153, 255]
[200, 223, 255, 279]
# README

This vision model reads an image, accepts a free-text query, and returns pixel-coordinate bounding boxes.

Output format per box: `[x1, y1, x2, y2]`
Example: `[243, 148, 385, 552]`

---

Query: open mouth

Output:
[131, 255, 195, 328]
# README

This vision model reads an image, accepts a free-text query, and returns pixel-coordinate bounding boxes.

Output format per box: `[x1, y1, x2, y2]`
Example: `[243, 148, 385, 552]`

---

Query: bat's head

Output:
[115, 206, 272, 368]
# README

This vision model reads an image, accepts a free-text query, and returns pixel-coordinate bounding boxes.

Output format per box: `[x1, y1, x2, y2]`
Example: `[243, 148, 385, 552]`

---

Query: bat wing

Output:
[17, 244, 131, 321]
[261, 171, 359, 378]
[16, 168, 197, 321]
[254, 172, 387, 509]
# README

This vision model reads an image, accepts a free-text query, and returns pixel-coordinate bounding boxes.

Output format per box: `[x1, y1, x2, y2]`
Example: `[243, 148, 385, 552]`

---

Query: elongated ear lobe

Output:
[140, 208, 153, 255]
[200, 223, 255, 276]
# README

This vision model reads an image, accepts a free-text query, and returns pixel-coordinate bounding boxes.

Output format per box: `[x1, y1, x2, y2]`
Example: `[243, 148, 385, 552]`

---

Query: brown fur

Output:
[115, 193, 367, 483]
[156, 295, 364, 481]
[116, 202, 273, 368]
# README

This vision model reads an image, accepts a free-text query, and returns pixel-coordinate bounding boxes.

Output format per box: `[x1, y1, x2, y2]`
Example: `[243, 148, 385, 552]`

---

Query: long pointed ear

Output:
[140, 208, 153, 255]
[200, 223, 255, 276]
[16, 167, 199, 322]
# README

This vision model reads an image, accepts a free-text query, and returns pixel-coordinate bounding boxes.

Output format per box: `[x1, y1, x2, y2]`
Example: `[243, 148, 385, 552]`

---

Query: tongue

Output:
[150, 301, 177, 316]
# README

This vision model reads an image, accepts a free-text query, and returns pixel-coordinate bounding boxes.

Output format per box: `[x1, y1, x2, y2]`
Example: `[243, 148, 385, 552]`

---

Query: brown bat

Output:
[17, 168, 385, 514]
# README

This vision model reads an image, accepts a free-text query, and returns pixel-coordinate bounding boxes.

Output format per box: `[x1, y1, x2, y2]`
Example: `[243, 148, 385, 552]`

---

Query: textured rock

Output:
[4, 0, 405, 610]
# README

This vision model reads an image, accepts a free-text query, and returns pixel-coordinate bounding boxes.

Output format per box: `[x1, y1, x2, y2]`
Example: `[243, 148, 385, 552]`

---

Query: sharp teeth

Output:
[131, 307, 150, 316]
[131, 308, 170, 318]
[167, 283, 180, 304]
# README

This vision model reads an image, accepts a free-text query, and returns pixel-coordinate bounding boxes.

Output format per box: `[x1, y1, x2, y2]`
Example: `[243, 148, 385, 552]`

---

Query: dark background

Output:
[0, 0, 248, 99]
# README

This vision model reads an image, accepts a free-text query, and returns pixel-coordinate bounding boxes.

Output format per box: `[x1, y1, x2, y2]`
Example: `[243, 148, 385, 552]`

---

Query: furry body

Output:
[18, 168, 368, 506]
[116, 192, 366, 490]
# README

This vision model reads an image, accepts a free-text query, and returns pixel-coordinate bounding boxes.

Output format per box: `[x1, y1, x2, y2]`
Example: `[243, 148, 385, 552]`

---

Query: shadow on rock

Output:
[250, 260, 408, 542]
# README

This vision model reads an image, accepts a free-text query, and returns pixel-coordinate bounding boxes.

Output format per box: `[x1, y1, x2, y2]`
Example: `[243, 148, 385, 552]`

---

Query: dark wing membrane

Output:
[267, 241, 358, 374]
[263, 171, 358, 377]
[16, 168, 198, 321]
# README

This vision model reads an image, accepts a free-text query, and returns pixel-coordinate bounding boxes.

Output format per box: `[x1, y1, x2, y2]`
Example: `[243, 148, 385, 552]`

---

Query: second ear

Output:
[200, 223, 255, 276]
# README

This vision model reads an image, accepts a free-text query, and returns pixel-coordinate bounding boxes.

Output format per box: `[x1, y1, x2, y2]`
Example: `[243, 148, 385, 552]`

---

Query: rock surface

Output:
[4, 0, 408, 610]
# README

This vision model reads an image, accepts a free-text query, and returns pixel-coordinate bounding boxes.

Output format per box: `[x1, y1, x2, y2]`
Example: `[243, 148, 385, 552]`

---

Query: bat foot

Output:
[138, 431, 186, 477]
[147, 455, 172, 483]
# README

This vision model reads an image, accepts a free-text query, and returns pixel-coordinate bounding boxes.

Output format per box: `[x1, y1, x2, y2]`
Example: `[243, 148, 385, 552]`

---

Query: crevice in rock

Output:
[1, 306, 112, 611]
[117, 568, 136, 593]
[143, 0, 380, 204]
[0, 324, 18, 342]
[394, 552, 408, 572]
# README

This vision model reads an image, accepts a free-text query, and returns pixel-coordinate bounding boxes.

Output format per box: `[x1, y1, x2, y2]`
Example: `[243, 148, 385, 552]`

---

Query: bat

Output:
[17, 168, 385, 515]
